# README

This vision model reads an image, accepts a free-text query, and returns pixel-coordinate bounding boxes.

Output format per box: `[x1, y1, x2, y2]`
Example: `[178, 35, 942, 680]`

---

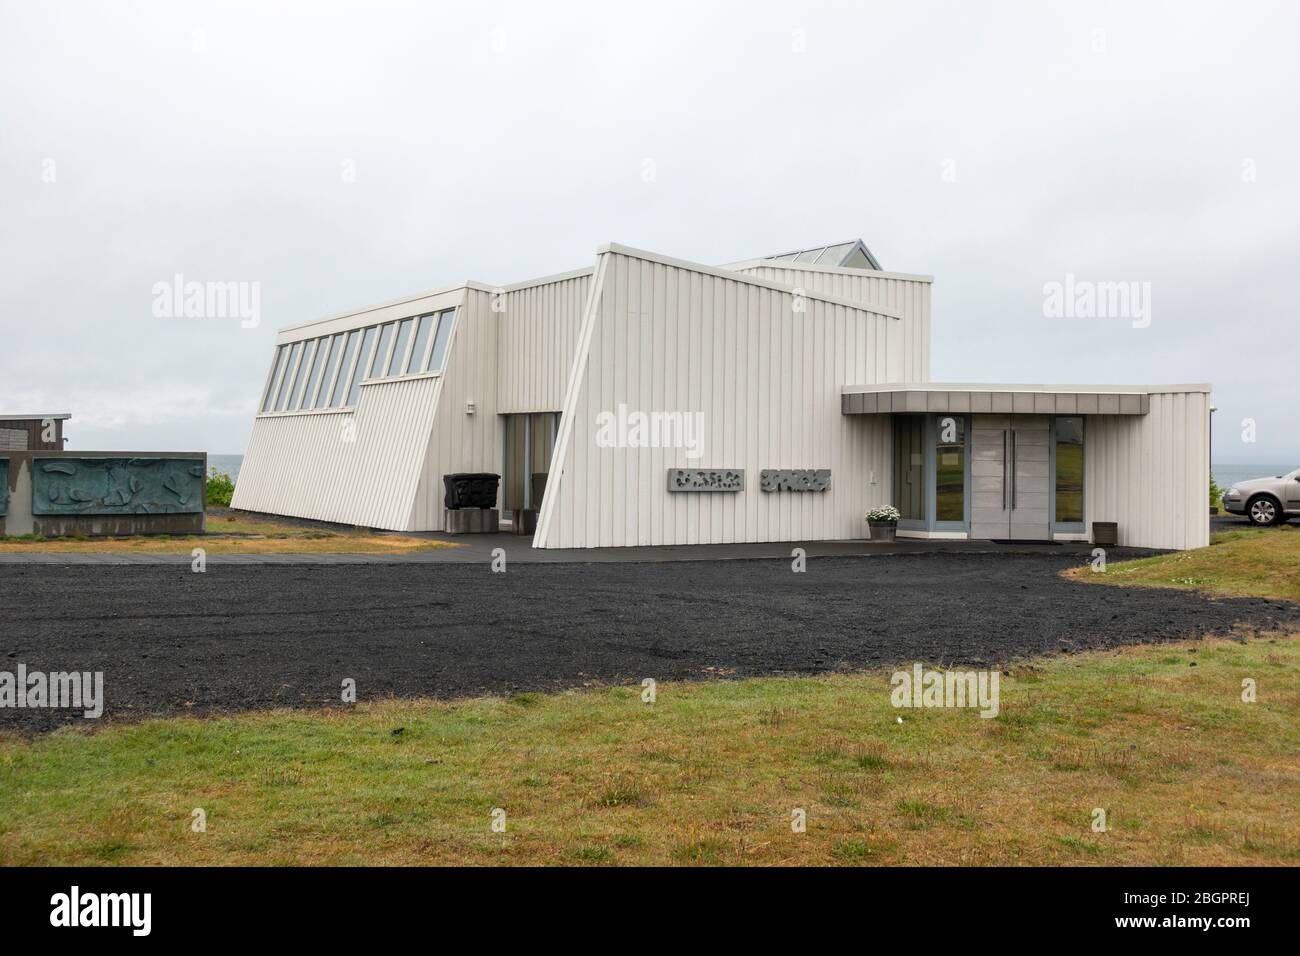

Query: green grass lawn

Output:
[2, 634, 1296, 866]
[1066, 527, 1300, 602]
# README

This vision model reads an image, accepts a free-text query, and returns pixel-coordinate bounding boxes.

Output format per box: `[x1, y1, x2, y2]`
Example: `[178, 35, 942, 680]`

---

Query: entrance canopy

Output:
[840, 383, 1210, 417]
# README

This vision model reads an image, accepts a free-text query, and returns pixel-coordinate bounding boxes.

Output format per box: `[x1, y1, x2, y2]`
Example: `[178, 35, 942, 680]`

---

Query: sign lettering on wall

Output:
[666, 469, 744, 492]
[760, 469, 831, 492]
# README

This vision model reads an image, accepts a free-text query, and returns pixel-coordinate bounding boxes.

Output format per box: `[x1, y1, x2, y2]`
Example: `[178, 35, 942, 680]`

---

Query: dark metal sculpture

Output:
[666, 468, 744, 492]
[32, 457, 205, 515]
[443, 473, 500, 510]
[760, 469, 832, 492]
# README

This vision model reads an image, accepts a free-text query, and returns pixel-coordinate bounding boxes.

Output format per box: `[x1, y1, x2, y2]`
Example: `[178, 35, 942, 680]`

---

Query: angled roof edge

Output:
[722, 257, 934, 284]
[596, 243, 904, 319]
[279, 282, 471, 335]
[488, 266, 597, 294]
[0, 412, 72, 420]
[279, 267, 600, 338]
[273, 237, 917, 339]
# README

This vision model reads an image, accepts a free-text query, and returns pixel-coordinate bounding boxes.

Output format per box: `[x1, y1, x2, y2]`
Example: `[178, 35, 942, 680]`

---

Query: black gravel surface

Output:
[3, 552, 1298, 732]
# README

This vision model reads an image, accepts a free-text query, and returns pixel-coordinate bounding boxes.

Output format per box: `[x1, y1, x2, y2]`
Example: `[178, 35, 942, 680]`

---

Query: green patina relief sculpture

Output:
[0, 458, 8, 516]
[32, 457, 204, 516]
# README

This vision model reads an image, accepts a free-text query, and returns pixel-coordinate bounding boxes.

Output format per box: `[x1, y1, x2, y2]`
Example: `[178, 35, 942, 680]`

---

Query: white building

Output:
[233, 240, 1210, 551]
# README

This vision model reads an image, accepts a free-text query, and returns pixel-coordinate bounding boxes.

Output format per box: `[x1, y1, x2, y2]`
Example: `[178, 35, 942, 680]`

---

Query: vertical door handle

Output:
[1011, 430, 1017, 510]
[1002, 430, 1007, 510]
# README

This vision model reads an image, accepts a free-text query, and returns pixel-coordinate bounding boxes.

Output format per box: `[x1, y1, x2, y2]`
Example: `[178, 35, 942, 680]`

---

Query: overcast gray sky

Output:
[2, 0, 1296, 462]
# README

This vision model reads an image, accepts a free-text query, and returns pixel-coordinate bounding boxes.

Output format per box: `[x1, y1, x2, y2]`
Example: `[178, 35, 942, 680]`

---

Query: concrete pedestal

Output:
[444, 508, 500, 534]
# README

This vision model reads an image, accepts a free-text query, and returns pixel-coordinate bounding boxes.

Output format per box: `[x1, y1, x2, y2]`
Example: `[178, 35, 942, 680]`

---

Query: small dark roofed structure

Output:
[0, 413, 69, 451]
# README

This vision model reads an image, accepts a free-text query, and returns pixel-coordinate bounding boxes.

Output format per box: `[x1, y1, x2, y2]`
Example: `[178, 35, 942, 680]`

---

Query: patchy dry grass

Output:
[1064, 527, 1300, 602]
[1, 635, 1295, 866]
[0, 510, 457, 556]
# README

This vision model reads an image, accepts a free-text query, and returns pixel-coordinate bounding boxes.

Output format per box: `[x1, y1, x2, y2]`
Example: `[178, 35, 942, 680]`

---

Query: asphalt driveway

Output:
[3, 551, 1298, 732]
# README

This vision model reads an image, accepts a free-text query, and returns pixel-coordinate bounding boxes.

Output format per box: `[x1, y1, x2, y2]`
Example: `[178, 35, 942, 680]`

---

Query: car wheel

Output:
[1247, 495, 1281, 526]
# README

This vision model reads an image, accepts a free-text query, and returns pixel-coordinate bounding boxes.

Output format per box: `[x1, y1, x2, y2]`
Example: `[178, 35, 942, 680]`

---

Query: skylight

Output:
[763, 239, 882, 271]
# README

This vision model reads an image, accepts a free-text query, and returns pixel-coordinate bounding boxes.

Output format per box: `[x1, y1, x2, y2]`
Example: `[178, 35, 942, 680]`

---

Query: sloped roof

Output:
[763, 239, 882, 270]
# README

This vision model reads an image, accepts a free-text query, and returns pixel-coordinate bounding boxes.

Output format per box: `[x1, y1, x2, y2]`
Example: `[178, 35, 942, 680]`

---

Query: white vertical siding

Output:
[534, 250, 894, 549]
[410, 290, 503, 530]
[733, 264, 931, 384]
[496, 272, 592, 414]
[232, 287, 466, 531]
[231, 376, 440, 530]
[1085, 390, 1211, 550]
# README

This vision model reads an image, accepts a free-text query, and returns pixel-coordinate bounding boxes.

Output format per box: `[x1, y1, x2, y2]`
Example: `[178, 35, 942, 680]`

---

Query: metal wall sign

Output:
[760, 469, 831, 492]
[667, 468, 744, 492]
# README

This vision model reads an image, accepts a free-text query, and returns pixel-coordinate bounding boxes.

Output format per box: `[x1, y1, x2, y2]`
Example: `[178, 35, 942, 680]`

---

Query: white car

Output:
[1221, 468, 1300, 526]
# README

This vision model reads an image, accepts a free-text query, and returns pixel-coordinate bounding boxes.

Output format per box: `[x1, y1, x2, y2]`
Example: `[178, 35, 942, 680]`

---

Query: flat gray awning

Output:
[835, 384, 1205, 416]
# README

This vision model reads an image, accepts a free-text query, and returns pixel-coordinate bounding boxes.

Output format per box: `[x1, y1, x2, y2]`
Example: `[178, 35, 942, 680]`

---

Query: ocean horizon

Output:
[208, 454, 244, 481]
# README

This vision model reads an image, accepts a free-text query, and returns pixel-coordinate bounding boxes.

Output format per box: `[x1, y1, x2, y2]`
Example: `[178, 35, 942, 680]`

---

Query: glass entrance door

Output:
[890, 412, 1077, 540]
[502, 413, 559, 517]
[893, 415, 926, 529]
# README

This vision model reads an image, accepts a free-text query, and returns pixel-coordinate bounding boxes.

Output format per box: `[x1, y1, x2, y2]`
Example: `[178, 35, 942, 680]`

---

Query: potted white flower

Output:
[865, 505, 901, 542]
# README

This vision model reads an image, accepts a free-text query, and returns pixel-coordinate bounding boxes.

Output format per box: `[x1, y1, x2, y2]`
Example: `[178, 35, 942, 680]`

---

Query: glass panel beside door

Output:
[935, 414, 967, 526]
[1051, 416, 1085, 530]
[892, 414, 968, 532]
[893, 415, 926, 527]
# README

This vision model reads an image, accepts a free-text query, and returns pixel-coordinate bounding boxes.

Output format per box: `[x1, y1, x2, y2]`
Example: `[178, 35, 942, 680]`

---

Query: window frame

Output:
[890, 413, 974, 533]
[426, 308, 456, 373]
[257, 300, 461, 418]
[345, 326, 378, 407]
[406, 313, 437, 375]
[369, 322, 396, 379]
[287, 338, 317, 411]
[1049, 415, 1086, 532]
[386, 318, 415, 378]
[273, 342, 303, 412]
[313, 334, 346, 410]
[328, 330, 361, 408]
[301, 337, 331, 410]
[260, 344, 290, 412]
[931, 413, 969, 531]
